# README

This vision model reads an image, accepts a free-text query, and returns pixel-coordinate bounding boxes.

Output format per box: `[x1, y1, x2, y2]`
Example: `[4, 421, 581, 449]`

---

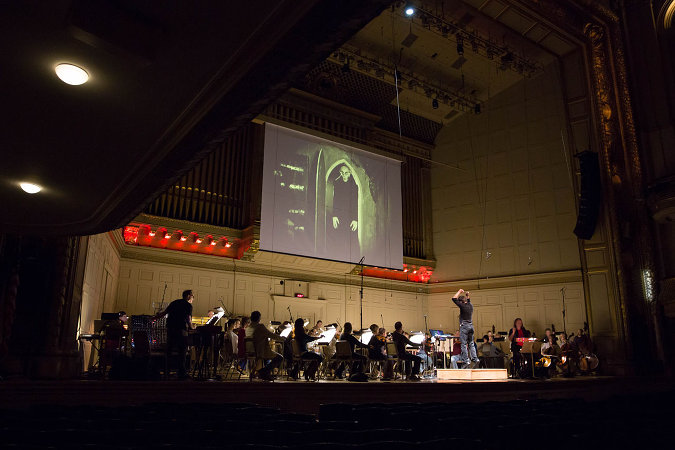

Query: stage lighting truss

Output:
[397, 3, 543, 78]
[329, 47, 480, 114]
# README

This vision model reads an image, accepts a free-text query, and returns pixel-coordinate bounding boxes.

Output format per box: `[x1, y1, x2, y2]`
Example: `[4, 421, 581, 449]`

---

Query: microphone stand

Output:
[423, 314, 432, 378]
[560, 287, 567, 334]
[358, 256, 365, 330]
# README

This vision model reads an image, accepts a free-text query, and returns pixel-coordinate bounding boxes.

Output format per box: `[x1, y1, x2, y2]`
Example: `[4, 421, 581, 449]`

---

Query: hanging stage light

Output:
[474, 103, 481, 114]
[432, 98, 439, 109]
[456, 35, 464, 56]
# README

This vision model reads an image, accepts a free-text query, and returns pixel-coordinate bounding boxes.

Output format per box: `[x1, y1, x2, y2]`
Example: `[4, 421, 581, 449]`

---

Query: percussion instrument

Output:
[579, 353, 599, 372]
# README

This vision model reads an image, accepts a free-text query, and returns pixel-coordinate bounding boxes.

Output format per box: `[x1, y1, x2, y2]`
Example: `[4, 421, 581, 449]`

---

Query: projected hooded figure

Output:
[331, 165, 358, 233]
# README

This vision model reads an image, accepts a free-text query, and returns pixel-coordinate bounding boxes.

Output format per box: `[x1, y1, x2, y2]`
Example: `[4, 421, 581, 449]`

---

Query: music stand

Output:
[520, 340, 541, 378]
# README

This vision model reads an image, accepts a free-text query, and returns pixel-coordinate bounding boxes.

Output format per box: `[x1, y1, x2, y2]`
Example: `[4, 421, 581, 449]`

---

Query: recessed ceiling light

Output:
[20, 182, 42, 194]
[55, 63, 89, 85]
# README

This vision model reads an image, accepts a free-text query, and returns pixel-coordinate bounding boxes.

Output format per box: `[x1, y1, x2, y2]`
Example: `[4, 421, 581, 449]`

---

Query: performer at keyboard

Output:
[508, 318, 531, 378]
[452, 289, 480, 369]
[292, 318, 323, 380]
[392, 321, 422, 381]
[153, 290, 195, 379]
[247, 310, 285, 381]
[335, 322, 367, 379]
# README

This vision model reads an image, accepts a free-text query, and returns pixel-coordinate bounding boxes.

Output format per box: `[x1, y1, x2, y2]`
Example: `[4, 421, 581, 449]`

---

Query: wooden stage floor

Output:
[1, 376, 672, 414]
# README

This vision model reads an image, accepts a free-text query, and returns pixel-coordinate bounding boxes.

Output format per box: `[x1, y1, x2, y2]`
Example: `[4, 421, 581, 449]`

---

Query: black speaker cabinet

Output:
[573, 151, 602, 240]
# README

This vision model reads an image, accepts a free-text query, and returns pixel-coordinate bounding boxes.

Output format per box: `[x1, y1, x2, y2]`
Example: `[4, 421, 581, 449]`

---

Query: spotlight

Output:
[405, 6, 415, 16]
[432, 98, 439, 109]
[180, 235, 187, 242]
[225, 242, 232, 248]
[164, 232, 171, 239]
[149, 230, 156, 237]
[55, 63, 89, 85]
[474, 103, 481, 114]
[456, 35, 464, 56]
[19, 182, 42, 194]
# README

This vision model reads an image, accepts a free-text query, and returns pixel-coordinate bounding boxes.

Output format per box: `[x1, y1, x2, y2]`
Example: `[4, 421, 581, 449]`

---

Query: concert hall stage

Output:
[1, 376, 671, 414]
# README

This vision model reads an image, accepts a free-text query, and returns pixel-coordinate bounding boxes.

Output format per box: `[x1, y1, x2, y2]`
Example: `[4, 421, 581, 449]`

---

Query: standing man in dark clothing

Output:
[452, 288, 480, 369]
[392, 321, 422, 381]
[154, 289, 194, 379]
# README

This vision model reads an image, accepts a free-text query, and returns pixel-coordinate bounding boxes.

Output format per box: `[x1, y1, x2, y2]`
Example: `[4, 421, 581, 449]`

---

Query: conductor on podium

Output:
[452, 289, 480, 369]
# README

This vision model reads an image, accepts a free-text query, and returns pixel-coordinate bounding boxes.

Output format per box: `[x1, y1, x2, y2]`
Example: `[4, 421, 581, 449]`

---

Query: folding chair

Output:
[386, 341, 405, 380]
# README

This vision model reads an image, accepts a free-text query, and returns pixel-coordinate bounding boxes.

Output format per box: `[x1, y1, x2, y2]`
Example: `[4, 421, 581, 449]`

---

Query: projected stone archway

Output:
[317, 154, 369, 262]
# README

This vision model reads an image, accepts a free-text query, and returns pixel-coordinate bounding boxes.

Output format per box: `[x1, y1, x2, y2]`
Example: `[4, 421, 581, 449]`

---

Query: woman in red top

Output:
[508, 318, 530, 378]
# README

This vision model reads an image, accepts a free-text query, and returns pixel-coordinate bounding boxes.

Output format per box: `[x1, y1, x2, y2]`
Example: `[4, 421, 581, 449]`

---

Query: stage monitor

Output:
[260, 123, 403, 269]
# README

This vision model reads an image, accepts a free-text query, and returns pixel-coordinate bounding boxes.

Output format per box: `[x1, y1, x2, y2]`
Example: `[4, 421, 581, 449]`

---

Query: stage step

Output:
[436, 368, 508, 381]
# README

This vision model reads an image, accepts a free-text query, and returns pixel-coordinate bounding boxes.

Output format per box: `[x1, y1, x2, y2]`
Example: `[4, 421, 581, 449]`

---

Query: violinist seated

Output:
[310, 320, 324, 337]
[392, 321, 422, 381]
[291, 318, 323, 381]
[368, 325, 387, 362]
[335, 322, 368, 379]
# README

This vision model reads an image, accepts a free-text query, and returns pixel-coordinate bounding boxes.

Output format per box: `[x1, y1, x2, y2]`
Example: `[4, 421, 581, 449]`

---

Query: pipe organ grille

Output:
[266, 103, 368, 145]
[144, 126, 252, 229]
[402, 156, 426, 259]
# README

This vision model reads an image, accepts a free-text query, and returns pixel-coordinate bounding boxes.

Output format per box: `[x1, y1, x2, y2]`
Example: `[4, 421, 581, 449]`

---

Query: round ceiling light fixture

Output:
[19, 182, 42, 194]
[405, 7, 415, 16]
[55, 63, 89, 85]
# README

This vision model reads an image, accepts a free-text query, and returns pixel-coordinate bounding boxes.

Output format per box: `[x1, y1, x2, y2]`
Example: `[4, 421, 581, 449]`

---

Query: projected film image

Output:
[260, 124, 403, 268]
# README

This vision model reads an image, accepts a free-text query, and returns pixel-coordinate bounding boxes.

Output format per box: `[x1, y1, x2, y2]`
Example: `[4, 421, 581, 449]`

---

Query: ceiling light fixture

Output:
[55, 63, 89, 85]
[405, 6, 415, 16]
[19, 182, 42, 194]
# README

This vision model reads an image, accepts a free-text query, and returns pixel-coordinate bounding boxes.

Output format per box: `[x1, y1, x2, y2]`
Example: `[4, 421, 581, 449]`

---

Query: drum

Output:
[579, 353, 599, 372]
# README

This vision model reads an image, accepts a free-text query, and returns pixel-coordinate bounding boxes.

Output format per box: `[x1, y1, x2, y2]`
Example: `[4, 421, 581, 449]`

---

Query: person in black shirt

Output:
[392, 321, 422, 381]
[154, 289, 194, 379]
[452, 289, 480, 369]
[292, 318, 323, 380]
[335, 322, 367, 378]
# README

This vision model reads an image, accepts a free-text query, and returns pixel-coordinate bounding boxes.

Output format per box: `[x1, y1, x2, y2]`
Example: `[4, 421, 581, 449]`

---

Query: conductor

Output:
[452, 289, 480, 369]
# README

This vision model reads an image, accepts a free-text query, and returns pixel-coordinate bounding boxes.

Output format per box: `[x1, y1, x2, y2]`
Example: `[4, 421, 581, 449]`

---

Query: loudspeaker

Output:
[573, 151, 602, 240]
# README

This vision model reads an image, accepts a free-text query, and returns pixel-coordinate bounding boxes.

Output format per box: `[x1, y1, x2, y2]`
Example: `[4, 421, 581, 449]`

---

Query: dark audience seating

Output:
[1, 391, 672, 449]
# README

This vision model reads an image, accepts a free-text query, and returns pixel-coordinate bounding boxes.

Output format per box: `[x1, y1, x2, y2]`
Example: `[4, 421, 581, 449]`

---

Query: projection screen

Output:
[260, 123, 403, 269]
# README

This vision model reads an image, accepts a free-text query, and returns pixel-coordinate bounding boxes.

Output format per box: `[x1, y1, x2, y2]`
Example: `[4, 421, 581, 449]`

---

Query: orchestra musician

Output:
[392, 321, 422, 381]
[236, 316, 250, 372]
[292, 318, 323, 381]
[310, 320, 324, 337]
[508, 318, 531, 378]
[368, 326, 387, 362]
[335, 322, 368, 379]
[246, 311, 285, 381]
[452, 289, 480, 369]
[226, 318, 240, 356]
[449, 332, 462, 369]
[153, 289, 195, 380]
